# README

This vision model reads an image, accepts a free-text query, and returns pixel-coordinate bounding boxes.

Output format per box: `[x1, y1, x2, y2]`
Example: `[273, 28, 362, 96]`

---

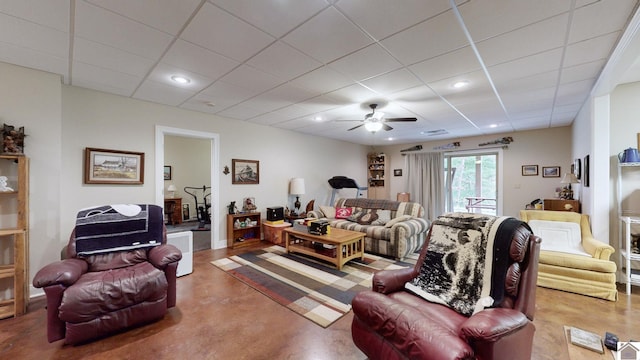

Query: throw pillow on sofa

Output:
[384, 214, 412, 228]
[355, 209, 380, 225]
[335, 207, 353, 219]
[371, 210, 391, 225]
[319, 205, 336, 218]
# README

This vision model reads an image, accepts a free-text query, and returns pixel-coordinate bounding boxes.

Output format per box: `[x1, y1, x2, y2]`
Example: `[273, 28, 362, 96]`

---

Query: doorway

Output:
[445, 150, 502, 215]
[155, 126, 223, 250]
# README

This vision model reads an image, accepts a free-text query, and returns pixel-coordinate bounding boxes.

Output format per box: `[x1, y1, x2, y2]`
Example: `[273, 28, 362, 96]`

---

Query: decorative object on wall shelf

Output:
[433, 141, 460, 150]
[394, 169, 402, 176]
[0, 176, 13, 192]
[232, 159, 259, 184]
[164, 165, 172, 180]
[542, 166, 560, 178]
[84, 147, 144, 185]
[522, 165, 538, 176]
[583, 155, 590, 187]
[223, 165, 229, 175]
[2, 123, 26, 154]
[243, 197, 257, 212]
[479, 136, 513, 146]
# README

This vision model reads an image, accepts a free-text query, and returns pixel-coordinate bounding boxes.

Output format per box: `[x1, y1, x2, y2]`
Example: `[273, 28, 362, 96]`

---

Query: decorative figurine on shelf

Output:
[243, 197, 256, 212]
[0, 176, 13, 192]
[2, 123, 26, 154]
[228, 201, 238, 215]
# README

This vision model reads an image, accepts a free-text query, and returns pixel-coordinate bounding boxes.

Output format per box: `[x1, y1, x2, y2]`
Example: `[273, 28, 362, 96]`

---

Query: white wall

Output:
[0, 62, 62, 299]
[376, 127, 573, 217]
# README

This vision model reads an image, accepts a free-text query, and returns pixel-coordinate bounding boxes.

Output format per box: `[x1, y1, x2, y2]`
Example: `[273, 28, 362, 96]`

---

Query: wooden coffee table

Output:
[284, 227, 365, 270]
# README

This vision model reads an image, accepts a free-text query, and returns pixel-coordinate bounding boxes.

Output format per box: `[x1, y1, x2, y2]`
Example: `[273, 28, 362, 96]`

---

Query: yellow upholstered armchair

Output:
[519, 210, 617, 301]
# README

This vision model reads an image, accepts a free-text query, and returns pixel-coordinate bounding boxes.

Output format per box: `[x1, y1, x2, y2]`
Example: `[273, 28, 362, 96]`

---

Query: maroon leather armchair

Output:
[33, 204, 182, 345]
[351, 214, 541, 360]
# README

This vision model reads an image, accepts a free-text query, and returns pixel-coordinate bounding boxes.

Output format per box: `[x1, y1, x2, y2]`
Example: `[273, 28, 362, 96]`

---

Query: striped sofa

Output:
[307, 198, 430, 261]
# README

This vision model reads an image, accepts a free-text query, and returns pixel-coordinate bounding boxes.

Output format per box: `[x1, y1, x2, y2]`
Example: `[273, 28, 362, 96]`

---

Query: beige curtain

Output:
[404, 152, 445, 221]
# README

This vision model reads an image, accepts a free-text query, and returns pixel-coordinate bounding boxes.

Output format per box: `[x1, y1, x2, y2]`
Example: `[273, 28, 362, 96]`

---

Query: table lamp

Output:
[560, 173, 579, 200]
[167, 184, 177, 198]
[289, 178, 305, 216]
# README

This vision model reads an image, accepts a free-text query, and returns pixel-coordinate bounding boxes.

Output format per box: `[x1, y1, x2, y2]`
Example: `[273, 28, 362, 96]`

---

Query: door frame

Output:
[155, 126, 223, 249]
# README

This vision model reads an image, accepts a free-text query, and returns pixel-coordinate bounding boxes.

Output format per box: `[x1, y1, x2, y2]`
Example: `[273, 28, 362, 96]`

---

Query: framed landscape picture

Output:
[232, 159, 259, 184]
[522, 165, 538, 176]
[84, 147, 144, 185]
[542, 166, 560, 178]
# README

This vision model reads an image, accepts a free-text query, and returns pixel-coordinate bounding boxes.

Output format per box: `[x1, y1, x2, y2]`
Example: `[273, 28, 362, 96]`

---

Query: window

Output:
[445, 151, 500, 215]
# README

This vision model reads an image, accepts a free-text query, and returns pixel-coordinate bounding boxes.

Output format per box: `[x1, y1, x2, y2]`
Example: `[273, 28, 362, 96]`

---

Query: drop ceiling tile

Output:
[181, 2, 275, 62]
[335, 0, 453, 40]
[560, 60, 605, 84]
[74, 37, 155, 77]
[511, 118, 553, 131]
[324, 83, 380, 104]
[86, 0, 201, 35]
[564, 32, 620, 68]
[247, 105, 313, 126]
[457, 0, 571, 42]
[241, 83, 319, 112]
[75, 1, 174, 60]
[282, 7, 372, 63]
[568, 0, 636, 43]
[554, 78, 595, 105]
[289, 66, 354, 94]
[0, 41, 68, 79]
[72, 61, 142, 96]
[427, 70, 490, 99]
[199, 81, 259, 108]
[0, 13, 68, 58]
[488, 48, 563, 85]
[362, 69, 422, 96]
[134, 79, 198, 107]
[494, 71, 559, 94]
[388, 85, 439, 103]
[409, 46, 480, 84]
[211, 0, 327, 38]
[328, 44, 402, 82]
[161, 39, 239, 80]
[0, 0, 70, 32]
[216, 104, 267, 120]
[147, 63, 212, 93]
[247, 41, 322, 80]
[296, 95, 346, 115]
[381, 10, 468, 65]
[219, 64, 284, 94]
[475, 14, 569, 67]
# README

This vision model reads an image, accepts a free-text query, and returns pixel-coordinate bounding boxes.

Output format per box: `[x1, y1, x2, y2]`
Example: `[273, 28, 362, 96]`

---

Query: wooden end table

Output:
[284, 227, 365, 270]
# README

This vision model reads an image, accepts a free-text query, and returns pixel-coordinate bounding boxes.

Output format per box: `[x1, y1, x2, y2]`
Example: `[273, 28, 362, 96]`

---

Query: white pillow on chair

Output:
[528, 220, 591, 257]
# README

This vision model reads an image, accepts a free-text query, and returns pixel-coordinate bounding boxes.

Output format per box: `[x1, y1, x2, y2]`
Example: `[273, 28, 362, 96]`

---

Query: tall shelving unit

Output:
[0, 155, 28, 318]
[617, 161, 640, 295]
[367, 153, 388, 199]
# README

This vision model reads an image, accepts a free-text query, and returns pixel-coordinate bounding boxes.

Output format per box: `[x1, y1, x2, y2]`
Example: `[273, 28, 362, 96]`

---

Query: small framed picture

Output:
[232, 159, 259, 184]
[573, 159, 581, 180]
[522, 165, 538, 176]
[394, 169, 402, 176]
[164, 165, 172, 180]
[542, 166, 561, 178]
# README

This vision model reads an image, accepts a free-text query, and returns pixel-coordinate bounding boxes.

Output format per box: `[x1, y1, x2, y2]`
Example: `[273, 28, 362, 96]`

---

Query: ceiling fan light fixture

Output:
[364, 121, 383, 132]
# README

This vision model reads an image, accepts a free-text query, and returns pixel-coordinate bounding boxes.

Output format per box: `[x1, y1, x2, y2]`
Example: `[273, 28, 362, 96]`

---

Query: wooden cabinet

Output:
[0, 155, 28, 319]
[368, 153, 388, 199]
[227, 212, 261, 249]
[164, 197, 182, 225]
[543, 199, 580, 212]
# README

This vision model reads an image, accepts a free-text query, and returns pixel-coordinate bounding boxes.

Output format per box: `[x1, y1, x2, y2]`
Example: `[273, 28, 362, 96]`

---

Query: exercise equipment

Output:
[184, 185, 211, 229]
[328, 176, 367, 205]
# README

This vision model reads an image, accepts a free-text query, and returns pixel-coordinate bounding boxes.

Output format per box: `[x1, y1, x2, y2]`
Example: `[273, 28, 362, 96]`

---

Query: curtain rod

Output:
[401, 144, 508, 155]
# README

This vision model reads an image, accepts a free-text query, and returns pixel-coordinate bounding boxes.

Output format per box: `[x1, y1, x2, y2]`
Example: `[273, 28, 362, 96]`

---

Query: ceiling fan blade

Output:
[385, 117, 417, 122]
[383, 123, 393, 131]
[347, 124, 365, 131]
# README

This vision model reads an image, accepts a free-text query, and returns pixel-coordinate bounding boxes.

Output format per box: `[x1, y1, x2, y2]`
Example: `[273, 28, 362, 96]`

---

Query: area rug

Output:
[211, 246, 413, 327]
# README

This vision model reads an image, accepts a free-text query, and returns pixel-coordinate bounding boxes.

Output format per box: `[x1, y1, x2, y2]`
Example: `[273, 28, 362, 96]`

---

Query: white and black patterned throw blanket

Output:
[75, 204, 163, 256]
[405, 213, 523, 316]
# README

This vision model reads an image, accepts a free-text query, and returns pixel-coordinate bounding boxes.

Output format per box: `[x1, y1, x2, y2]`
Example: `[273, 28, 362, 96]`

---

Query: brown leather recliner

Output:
[33, 204, 182, 345]
[351, 214, 541, 360]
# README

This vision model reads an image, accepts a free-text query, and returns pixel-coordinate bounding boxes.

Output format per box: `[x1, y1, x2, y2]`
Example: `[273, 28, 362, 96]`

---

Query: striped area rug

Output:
[211, 246, 413, 328]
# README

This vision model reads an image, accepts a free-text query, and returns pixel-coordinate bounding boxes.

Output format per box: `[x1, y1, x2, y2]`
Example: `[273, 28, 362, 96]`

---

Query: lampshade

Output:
[289, 178, 305, 195]
[560, 173, 579, 184]
[364, 121, 383, 132]
[167, 184, 177, 192]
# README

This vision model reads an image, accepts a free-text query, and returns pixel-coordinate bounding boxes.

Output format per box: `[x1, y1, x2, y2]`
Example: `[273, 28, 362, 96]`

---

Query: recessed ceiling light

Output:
[489, 124, 498, 128]
[314, 116, 322, 121]
[171, 75, 191, 84]
[453, 80, 469, 89]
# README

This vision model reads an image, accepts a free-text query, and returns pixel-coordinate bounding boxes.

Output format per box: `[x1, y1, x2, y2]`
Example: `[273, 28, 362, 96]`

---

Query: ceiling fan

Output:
[338, 104, 417, 133]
